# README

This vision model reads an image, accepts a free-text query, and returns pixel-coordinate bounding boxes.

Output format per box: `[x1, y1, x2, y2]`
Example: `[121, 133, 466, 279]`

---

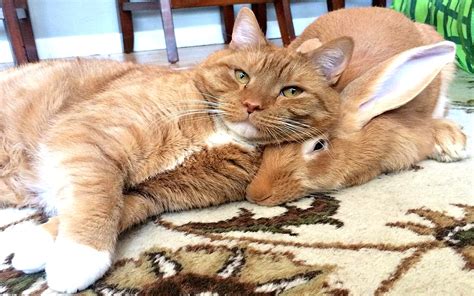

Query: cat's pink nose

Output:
[243, 101, 262, 114]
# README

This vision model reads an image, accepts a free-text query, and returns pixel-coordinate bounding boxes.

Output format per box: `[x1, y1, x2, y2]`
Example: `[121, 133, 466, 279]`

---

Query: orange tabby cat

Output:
[0, 8, 354, 292]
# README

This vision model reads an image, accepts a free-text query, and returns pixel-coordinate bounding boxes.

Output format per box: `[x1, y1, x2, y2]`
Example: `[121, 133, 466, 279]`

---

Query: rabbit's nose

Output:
[246, 179, 273, 203]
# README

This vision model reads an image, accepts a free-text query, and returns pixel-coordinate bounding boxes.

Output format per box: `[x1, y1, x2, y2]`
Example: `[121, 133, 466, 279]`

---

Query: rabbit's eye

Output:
[313, 139, 327, 151]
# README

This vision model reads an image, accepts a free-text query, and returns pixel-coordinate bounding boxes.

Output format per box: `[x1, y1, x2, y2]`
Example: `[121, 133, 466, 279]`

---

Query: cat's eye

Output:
[281, 86, 303, 98]
[313, 139, 327, 151]
[235, 70, 250, 84]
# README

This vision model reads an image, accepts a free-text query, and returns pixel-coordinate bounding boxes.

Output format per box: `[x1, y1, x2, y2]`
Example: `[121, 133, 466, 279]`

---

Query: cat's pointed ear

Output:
[302, 37, 354, 85]
[340, 41, 456, 132]
[230, 7, 267, 50]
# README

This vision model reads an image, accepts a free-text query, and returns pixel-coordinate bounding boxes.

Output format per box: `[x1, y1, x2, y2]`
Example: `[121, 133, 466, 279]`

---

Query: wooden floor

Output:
[0, 39, 283, 71]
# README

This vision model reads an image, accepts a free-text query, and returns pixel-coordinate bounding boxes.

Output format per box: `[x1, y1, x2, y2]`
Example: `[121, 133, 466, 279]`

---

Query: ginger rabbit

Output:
[247, 7, 467, 206]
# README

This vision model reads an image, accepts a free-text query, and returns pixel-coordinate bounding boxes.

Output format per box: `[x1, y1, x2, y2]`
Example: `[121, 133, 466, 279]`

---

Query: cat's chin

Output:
[224, 120, 262, 141]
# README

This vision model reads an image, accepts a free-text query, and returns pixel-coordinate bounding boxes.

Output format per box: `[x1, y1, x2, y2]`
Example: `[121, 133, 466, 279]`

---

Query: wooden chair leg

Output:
[117, 0, 134, 53]
[220, 5, 234, 44]
[159, 0, 178, 63]
[372, 0, 387, 7]
[327, 0, 345, 11]
[251, 3, 267, 35]
[18, 5, 38, 62]
[274, 0, 295, 46]
[3, 0, 28, 64]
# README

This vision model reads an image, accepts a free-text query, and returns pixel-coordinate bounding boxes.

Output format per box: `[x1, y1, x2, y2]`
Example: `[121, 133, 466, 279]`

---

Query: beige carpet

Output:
[0, 71, 473, 295]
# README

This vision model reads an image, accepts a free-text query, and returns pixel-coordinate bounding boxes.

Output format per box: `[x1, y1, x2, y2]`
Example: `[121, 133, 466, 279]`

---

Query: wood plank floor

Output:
[0, 39, 283, 71]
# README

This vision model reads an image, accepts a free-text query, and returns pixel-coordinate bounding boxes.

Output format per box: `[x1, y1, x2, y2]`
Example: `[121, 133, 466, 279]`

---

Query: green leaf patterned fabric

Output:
[392, 0, 473, 73]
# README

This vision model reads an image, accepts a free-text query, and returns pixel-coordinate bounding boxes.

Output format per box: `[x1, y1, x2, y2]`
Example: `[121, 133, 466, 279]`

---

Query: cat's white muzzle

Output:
[224, 120, 260, 139]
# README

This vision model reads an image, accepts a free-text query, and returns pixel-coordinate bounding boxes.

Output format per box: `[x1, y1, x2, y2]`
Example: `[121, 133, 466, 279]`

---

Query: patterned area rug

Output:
[0, 71, 473, 295]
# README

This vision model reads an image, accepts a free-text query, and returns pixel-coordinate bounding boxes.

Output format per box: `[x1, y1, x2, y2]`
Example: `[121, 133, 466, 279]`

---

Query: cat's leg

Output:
[45, 191, 123, 293]
[0, 136, 28, 207]
[33, 143, 125, 293]
[11, 217, 58, 273]
[429, 119, 467, 162]
[8, 193, 161, 278]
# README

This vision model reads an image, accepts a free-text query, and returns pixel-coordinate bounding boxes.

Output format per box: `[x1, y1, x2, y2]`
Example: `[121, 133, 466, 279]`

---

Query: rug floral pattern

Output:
[0, 79, 473, 295]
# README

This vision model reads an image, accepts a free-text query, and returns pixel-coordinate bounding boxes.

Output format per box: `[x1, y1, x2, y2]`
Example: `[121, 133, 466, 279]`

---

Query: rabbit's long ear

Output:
[340, 41, 456, 131]
[230, 8, 267, 49]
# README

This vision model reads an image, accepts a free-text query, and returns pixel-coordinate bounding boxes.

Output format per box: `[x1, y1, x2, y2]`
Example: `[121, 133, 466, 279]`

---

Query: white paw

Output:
[0, 231, 15, 264]
[45, 238, 111, 293]
[1, 217, 33, 262]
[11, 223, 54, 273]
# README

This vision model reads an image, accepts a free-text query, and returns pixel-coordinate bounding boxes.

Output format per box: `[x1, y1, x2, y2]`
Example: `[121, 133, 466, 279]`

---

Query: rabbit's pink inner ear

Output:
[230, 8, 267, 50]
[343, 41, 456, 129]
[360, 42, 456, 113]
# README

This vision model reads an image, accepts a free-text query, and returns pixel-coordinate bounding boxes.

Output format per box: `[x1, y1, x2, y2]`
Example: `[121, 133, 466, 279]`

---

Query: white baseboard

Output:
[0, 17, 317, 64]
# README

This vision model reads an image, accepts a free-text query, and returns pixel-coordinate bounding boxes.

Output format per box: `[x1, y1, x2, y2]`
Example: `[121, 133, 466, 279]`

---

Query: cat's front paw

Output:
[11, 223, 54, 273]
[45, 238, 111, 293]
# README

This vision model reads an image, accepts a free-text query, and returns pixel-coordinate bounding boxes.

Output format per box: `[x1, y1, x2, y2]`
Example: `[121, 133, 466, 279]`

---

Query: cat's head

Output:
[195, 8, 354, 144]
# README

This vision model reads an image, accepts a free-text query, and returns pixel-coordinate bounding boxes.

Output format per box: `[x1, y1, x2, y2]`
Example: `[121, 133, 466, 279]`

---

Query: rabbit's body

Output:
[247, 7, 467, 206]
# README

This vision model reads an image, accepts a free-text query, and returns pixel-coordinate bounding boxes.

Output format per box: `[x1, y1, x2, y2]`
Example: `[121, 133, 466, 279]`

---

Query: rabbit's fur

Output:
[247, 7, 467, 206]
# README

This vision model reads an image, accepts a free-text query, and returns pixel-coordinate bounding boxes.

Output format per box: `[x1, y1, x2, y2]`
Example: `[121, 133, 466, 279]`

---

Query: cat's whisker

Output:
[166, 110, 223, 122]
[263, 120, 300, 143]
[281, 118, 312, 128]
[261, 117, 317, 142]
[268, 116, 325, 139]
[270, 116, 318, 133]
[176, 115, 220, 125]
[257, 117, 308, 144]
[173, 91, 223, 102]
[217, 104, 239, 114]
[268, 115, 328, 137]
[197, 92, 224, 101]
[263, 125, 283, 147]
[277, 123, 315, 144]
[271, 126, 298, 146]
[167, 101, 221, 110]
[146, 108, 224, 128]
[265, 115, 309, 129]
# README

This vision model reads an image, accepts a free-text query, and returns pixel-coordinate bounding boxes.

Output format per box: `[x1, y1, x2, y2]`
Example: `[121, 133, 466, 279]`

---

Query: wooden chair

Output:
[0, 0, 38, 65]
[116, 0, 295, 64]
[372, 0, 386, 7]
[328, 0, 387, 11]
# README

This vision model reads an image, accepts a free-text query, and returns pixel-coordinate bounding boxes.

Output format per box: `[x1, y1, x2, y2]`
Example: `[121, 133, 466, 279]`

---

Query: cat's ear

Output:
[230, 7, 267, 50]
[340, 41, 456, 131]
[302, 37, 354, 85]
